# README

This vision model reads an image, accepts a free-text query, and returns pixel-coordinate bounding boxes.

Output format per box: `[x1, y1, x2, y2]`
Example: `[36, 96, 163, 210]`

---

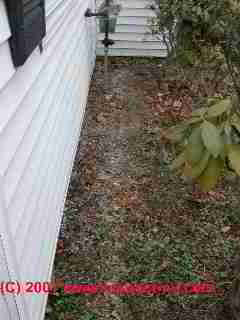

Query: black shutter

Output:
[5, 0, 46, 67]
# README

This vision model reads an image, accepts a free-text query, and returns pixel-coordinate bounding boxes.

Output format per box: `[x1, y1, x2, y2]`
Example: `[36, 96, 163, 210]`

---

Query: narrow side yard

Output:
[46, 58, 240, 320]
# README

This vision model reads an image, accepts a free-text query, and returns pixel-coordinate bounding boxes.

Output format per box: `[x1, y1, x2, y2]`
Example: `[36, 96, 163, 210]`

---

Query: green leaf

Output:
[206, 98, 232, 119]
[231, 94, 239, 110]
[224, 122, 232, 138]
[207, 97, 222, 107]
[191, 107, 206, 118]
[231, 114, 240, 133]
[228, 145, 240, 176]
[169, 151, 186, 170]
[197, 157, 224, 191]
[183, 117, 203, 125]
[186, 127, 205, 165]
[183, 150, 210, 179]
[220, 133, 230, 160]
[201, 121, 223, 158]
[219, 121, 227, 133]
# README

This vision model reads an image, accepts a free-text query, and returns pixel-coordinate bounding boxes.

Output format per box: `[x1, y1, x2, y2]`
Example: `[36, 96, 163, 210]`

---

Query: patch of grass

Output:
[221, 207, 240, 225]
[80, 313, 98, 320]
[47, 291, 91, 319]
[95, 222, 110, 241]
[122, 235, 203, 282]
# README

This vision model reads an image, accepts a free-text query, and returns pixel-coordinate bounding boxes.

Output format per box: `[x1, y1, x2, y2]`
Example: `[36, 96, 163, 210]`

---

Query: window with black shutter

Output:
[5, 0, 46, 67]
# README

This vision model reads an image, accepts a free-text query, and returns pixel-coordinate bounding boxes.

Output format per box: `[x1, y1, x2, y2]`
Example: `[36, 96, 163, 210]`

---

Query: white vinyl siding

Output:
[0, 237, 20, 320]
[0, 0, 96, 319]
[0, 0, 15, 91]
[97, 0, 167, 57]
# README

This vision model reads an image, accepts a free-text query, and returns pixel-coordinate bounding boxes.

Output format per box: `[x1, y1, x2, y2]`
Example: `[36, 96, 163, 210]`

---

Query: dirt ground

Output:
[46, 58, 240, 320]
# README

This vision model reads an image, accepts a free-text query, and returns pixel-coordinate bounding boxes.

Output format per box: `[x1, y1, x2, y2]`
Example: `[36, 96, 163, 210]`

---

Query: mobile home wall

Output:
[0, 1, 96, 319]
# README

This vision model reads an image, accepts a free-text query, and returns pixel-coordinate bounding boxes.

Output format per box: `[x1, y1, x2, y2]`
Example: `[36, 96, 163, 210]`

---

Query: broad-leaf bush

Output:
[150, 0, 240, 190]
[165, 97, 240, 190]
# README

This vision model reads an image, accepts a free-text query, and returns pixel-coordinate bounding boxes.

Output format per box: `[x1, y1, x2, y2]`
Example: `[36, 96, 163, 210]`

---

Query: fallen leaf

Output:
[159, 260, 170, 271]
[222, 226, 231, 233]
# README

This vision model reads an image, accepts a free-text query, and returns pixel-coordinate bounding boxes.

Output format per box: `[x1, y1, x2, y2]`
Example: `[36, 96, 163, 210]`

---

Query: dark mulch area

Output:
[46, 58, 240, 320]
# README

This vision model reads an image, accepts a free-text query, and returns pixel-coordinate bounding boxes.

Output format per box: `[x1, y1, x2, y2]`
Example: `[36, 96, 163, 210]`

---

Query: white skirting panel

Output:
[0, 0, 96, 319]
